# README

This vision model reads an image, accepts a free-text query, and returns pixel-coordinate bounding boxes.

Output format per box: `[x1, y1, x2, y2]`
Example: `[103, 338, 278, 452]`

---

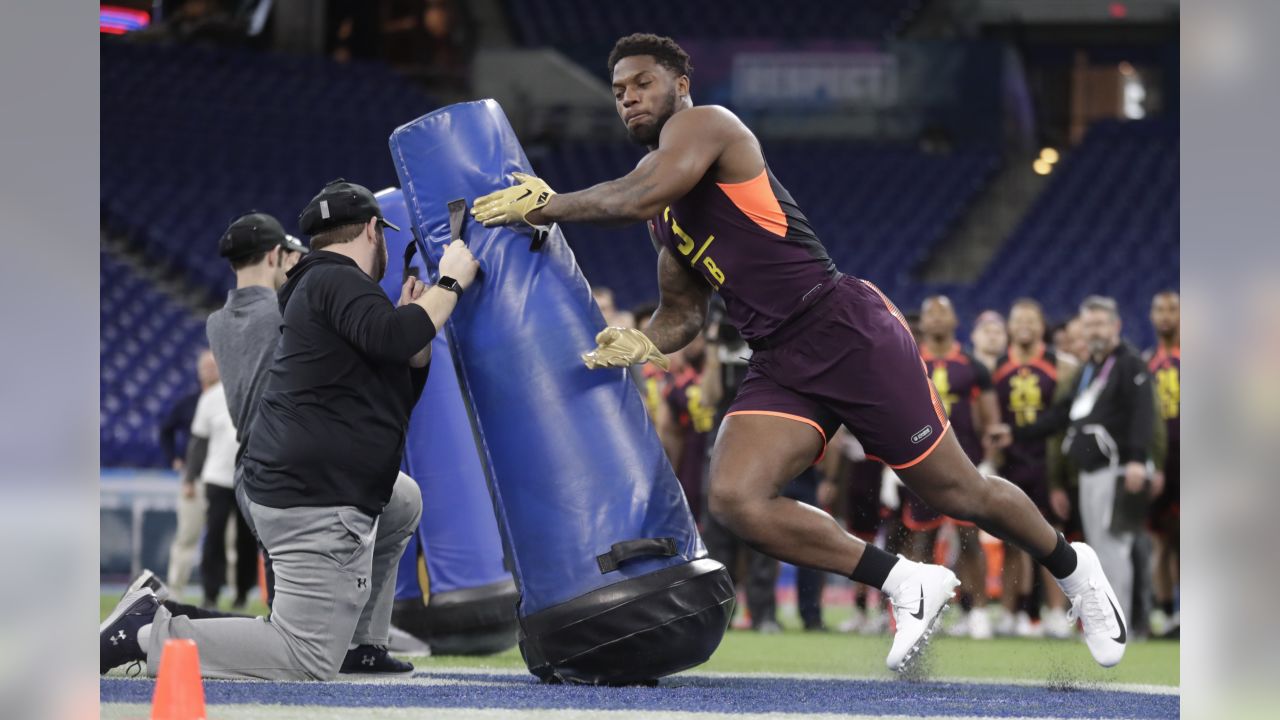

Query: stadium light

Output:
[100, 6, 150, 35]
[1040, 148, 1060, 164]
[1032, 159, 1052, 175]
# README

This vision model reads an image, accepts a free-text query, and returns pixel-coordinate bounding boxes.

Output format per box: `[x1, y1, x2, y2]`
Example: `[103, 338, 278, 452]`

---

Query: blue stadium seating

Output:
[505, 0, 925, 46]
[946, 118, 1179, 348]
[100, 251, 206, 468]
[101, 40, 438, 302]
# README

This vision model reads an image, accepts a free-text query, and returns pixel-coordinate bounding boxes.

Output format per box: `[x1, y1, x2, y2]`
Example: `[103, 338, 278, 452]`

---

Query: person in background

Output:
[658, 326, 722, 524]
[971, 310, 1008, 373]
[826, 429, 892, 635]
[1145, 291, 1180, 637]
[1001, 296, 1158, 623]
[630, 303, 671, 437]
[992, 299, 1077, 639]
[158, 373, 200, 474]
[785, 466, 838, 631]
[184, 354, 258, 610]
[164, 349, 219, 598]
[906, 296, 1001, 640]
[1062, 316, 1089, 365]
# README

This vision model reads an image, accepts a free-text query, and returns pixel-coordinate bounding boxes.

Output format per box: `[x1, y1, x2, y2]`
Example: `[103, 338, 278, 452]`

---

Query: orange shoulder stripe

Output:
[716, 170, 787, 238]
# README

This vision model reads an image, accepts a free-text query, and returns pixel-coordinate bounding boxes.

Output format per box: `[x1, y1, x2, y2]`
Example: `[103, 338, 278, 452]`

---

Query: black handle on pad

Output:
[596, 538, 678, 574]
[447, 199, 468, 244]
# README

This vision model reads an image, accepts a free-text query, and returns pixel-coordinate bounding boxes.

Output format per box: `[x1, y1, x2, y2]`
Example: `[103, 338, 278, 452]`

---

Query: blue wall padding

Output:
[389, 100, 704, 616]
[374, 186, 512, 600]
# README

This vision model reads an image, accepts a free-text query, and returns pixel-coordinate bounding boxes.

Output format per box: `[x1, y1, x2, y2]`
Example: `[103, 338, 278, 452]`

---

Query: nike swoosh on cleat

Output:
[911, 588, 925, 620]
[1107, 595, 1127, 643]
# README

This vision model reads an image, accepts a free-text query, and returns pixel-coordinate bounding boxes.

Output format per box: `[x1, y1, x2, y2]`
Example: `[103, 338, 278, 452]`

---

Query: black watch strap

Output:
[436, 276, 463, 297]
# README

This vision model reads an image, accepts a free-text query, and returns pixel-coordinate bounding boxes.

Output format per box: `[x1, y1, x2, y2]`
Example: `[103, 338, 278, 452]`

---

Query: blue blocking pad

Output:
[389, 100, 733, 684]
[374, 187, 518, 655]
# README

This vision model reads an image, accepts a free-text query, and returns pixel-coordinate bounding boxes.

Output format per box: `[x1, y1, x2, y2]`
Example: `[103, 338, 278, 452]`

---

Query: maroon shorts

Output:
[727, 275, 950, 469]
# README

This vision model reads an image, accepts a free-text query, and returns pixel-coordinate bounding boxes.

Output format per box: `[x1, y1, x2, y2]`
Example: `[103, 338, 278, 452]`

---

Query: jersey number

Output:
[665, 207, 725, 288]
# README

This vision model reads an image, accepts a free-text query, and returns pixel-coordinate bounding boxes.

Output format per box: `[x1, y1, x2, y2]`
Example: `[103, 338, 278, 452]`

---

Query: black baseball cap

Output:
[218, 212, 309, 261]
[299, 178, 401, 236]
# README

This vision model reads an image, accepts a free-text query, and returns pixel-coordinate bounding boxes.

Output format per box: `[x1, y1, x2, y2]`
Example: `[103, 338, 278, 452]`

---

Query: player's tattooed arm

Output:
[644, 248, 711, 353]
[530, 107, 746, 226]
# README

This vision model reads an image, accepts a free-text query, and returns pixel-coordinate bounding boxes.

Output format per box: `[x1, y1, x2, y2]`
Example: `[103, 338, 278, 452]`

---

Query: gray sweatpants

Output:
[143, 473, 422, 680]
[1077, 466, 1135, 621]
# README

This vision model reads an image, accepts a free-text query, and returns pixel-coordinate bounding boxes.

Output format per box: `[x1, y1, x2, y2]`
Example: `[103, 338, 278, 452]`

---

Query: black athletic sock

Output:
[1160, 600, 1175, 616]
[1040, 533, 1078, 580]
[850, 544, 899, 589]
[856, 593, 868, 611]
[959, 592, 974, 613]
[1018, 593, 1041, 621]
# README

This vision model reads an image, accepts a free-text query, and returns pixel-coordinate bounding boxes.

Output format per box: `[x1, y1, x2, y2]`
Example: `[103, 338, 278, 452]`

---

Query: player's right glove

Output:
[581, 327, 670, 371]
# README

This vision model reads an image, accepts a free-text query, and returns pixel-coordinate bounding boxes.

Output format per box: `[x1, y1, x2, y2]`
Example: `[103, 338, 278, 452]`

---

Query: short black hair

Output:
[607, 33, 692, 78]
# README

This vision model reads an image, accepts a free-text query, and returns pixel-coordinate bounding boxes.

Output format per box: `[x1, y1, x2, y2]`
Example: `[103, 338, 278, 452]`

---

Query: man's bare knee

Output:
[708, 487, 767, 539]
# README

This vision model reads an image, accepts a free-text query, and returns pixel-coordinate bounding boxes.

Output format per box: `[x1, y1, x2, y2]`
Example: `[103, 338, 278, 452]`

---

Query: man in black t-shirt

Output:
[102, 180, 480, 680]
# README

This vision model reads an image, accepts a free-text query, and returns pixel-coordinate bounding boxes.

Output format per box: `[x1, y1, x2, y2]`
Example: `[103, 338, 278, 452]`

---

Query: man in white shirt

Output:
[185, 356, 258, 610]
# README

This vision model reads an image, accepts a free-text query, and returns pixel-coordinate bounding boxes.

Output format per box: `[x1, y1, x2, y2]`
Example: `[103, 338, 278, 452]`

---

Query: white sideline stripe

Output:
[98, 705, 1152, 720]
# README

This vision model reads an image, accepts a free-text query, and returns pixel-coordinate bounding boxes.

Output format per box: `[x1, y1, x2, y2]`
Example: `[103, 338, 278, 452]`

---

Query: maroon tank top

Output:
[648, 166, 838, 341]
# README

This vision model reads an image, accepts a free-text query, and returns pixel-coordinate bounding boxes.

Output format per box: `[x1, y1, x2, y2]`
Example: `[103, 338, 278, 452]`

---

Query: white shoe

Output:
[1149, 609, 1169, 637]
[969, 607, 994, 639]
[992, 605, 1016, 636]
[945, 610, 971, 638]
[885, 563, 960, 672]
[1014, 611, 1044, 638]
[1044, 607, 1073, 639]
[1057, 543, 1128, 667]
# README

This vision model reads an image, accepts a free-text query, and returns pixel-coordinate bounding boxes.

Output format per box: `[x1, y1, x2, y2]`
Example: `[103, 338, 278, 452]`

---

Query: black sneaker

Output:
[340, 645, 414, 675]
[101, 588, 160, 674]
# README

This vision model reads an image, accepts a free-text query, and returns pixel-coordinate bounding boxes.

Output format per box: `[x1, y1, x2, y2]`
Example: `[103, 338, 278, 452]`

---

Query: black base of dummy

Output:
[392, 579, 520, 656]
[518, 558, 735, 685]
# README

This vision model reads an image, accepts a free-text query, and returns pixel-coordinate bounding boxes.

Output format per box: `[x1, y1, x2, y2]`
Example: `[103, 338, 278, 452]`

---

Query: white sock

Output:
[881, 555, 920, 592]
[137, 623, 152, 650]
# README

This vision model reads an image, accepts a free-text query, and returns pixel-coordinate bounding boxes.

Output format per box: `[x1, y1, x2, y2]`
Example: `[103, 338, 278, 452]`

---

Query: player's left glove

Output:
[471, 172, 556, 228]
[581, 327, 670, 371]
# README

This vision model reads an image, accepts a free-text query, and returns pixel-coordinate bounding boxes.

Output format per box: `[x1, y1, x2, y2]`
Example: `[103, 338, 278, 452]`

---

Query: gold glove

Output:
[471, 172, 555, 228]
[581, 327, 670, 371]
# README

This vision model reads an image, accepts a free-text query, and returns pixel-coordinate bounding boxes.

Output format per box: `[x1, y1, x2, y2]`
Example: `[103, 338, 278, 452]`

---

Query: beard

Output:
[625, 88, 678, 146]
[372, 231, 388, 282]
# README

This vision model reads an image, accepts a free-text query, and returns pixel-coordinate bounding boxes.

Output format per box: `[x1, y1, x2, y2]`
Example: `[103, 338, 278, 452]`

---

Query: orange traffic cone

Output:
[151, 639, 206, 720]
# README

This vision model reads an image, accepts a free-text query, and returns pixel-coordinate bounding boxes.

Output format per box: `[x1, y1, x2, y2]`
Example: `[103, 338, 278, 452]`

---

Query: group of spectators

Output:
[594, 286, 1181, 641]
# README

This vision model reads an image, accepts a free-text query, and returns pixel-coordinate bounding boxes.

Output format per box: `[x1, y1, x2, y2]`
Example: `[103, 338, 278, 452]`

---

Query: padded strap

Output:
[402, 239, 418, 283]
[447, 198, 467, 244]
[596, 537, 678, 574]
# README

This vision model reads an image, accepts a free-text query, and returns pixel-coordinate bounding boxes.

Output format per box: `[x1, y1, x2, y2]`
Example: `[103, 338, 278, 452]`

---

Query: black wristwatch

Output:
[436, 276, 464, 298]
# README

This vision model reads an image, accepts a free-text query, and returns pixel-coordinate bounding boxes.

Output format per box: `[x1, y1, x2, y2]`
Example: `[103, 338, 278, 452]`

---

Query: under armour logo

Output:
[362, 655, 376, 667]
[109, 629, 126, 646]
[357, 577, 367, 589]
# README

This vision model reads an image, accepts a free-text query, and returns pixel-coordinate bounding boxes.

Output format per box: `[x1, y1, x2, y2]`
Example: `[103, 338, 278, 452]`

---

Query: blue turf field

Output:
[101, 670, 1179, 718]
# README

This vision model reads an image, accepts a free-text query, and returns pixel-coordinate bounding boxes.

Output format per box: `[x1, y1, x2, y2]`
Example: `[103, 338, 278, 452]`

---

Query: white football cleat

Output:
[1057, 542, 1127, 667]
[885, 563, 960, 672]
